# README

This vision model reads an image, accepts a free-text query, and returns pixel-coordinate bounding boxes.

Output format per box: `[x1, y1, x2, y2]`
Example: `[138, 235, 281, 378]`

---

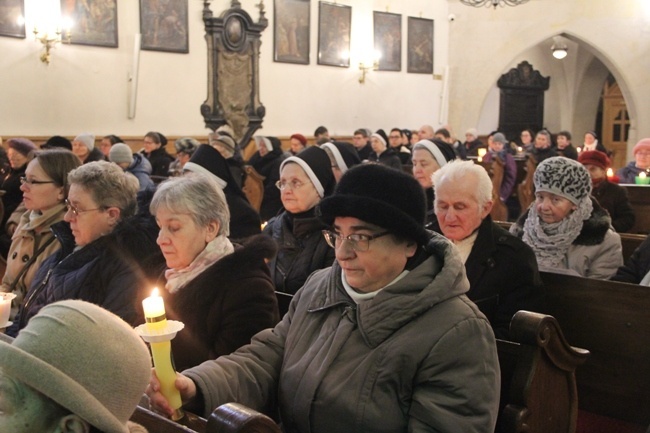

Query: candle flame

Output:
[607, 168, 613, 178]
[640, 172, 647, 179]
[151, 287, 159, 297]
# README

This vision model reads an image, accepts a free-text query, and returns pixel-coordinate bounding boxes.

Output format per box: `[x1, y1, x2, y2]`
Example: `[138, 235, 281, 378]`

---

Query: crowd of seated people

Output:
[1, 128, 649, 433]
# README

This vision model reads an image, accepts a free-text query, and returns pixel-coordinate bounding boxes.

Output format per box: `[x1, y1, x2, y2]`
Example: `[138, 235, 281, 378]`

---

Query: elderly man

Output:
[418, 124, 435, 141]
[432, 160, 544, 339]
[0, 300, 151, 433]
[148, 163, 500, 433]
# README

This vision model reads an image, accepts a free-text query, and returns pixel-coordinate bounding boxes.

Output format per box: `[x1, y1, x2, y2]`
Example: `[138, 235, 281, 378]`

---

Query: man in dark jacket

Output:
[351, 128, 373, 161]
[431, 159, 544, 339]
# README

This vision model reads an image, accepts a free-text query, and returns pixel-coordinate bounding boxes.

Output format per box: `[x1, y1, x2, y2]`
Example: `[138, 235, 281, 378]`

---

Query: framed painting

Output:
[0, 0, 25, 38]
[317, 1, 350, 68]
[407, 17, 433, 74]
[140, 0, 189, 53]
[61, 0, 118, 47]
[273, 0, 309, 64]
[373, 11, 400, 71]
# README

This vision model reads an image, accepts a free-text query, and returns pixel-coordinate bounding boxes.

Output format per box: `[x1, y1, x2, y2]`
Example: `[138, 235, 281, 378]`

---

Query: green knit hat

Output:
[0, 300, 151, 433]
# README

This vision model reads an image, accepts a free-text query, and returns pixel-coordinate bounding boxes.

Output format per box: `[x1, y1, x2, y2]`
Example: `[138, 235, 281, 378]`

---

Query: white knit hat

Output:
[74, 133, 96, 151]
[0, 300, 151, 433]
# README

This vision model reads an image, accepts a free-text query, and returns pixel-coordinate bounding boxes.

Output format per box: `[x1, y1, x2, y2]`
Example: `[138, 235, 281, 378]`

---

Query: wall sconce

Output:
[31, 3, 71, 66]
[34, 27, 71, 65]
[551, 36, 568, 60]
[358, 51, 381, 84]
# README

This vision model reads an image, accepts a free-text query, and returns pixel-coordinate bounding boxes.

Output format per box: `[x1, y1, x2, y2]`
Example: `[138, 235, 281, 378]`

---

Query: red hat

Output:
[290, 133, 307, 146]
[633, 138, 650, 155]
[578, 150, 610, 170]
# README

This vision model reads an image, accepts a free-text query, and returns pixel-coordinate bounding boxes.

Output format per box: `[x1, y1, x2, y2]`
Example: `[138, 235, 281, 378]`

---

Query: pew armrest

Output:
[496, 310, 590, 433]
[207, 403, 281, 433]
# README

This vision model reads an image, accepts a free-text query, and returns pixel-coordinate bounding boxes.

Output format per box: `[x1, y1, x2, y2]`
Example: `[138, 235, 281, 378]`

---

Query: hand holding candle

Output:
[141, 288, 184, 420]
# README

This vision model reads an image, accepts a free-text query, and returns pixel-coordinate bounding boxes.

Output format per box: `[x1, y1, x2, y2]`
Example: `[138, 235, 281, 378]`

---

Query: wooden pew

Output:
[620, 184, 650, 234]
[131, 403, 280, 433]
[541, 271, 650, 427]
[496, 311, 589, 433]
[620, 232, 646, 262]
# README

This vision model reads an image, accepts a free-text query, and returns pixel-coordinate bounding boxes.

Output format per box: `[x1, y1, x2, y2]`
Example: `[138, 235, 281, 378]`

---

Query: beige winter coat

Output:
[2, 203, 67, 319]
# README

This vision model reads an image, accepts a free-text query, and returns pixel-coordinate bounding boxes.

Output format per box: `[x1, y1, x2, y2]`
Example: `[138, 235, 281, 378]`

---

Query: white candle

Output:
[0, 292, 16, 326]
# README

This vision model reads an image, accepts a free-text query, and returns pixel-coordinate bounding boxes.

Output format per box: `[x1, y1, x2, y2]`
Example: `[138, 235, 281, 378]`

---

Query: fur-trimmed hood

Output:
[512, 197, 612, 246]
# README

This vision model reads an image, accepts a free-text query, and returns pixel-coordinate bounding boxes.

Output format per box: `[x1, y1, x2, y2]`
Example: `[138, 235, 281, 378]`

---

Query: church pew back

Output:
[541, 271, 650, 426]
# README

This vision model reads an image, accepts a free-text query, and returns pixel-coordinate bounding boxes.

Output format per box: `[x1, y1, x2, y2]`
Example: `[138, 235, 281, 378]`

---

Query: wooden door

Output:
[602, 81, 630, 170]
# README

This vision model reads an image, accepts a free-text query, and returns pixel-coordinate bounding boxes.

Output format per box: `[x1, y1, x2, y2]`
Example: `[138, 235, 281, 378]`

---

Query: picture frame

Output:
[60, 0, 118, 48]
[0, 0, 25, 39]
[317, 1, 351, 68]
[373, 11, 401, 71]
[273, 0, 310, 64]
[407, 17, 434, 74]
[140, 0, 189, 53]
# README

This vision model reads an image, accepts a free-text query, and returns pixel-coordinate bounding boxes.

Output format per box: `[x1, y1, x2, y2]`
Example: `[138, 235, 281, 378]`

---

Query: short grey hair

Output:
[68, 161, 139, 219]
[432, 159, 493, 208]
[150, 173, 230, 236]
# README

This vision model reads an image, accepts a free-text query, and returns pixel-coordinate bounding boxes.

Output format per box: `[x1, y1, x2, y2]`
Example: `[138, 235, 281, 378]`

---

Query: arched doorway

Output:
[599, 76, 630, 169]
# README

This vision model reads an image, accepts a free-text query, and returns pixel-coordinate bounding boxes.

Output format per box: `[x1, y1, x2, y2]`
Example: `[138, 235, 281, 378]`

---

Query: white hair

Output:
[432, 159, 493, 208]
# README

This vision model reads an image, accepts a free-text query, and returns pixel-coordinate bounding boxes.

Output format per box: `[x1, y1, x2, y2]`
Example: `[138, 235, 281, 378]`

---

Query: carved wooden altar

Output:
[201, 0, 267, 149]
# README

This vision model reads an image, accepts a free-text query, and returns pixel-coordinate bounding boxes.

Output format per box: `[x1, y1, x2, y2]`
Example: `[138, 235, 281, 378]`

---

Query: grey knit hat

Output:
[0, 300, 151, 433]
[109, 143, 134, 165]
[74, 133, 96, 151]
[534, 156, 592, 205]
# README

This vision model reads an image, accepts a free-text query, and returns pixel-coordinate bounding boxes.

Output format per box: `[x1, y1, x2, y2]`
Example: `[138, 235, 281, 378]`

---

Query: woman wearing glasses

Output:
[263, 146, 336, 294]
[9, 161, 164, 336]
[1, 149, 81, 320]
[148, 164, 500, 433]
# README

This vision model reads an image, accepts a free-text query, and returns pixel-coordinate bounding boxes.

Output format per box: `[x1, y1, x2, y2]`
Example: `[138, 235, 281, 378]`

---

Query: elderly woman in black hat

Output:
[263, 146, 336, 294]
[148, 164, 500, 433]
[411, 139, 456, 228]
[0, 300, 151, 433]
[510, 157, 623, 279]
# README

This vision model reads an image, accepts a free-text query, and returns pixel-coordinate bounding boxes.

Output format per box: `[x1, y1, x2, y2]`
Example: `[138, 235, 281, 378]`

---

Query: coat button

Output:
[11, 252, 17, 260]
[22, 254, 30, 263]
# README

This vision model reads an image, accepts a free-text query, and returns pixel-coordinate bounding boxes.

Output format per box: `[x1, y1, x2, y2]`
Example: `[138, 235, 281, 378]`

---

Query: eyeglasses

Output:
[275, 179, 308, 191]
[64, 199, 104, 216]
[637, 151, 650, 157]
[20, 177, 55, 186]
[322, 230, 390, 252]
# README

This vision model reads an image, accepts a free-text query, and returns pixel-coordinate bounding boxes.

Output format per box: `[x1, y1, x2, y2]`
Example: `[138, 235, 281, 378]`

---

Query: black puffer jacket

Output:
[263, 210, 335, 294]
[11, 212, 165, 335]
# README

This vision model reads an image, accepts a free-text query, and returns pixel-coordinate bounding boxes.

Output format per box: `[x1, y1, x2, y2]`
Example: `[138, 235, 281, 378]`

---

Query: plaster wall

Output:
[448, 0, 650, 158]
[0, 0, 449, 139]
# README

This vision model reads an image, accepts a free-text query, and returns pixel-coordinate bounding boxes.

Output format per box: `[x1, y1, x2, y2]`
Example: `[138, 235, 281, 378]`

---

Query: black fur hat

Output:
[317, 164, 429, 246]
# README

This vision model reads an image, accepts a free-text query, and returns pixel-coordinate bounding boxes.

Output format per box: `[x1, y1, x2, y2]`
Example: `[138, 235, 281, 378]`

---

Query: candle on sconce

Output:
[142, 288, 184, 420]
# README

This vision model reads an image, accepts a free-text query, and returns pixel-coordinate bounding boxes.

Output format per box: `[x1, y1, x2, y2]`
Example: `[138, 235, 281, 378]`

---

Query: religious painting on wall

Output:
[0, 0, 25, 38]
[407, 17, 433, 74]
[373, 11, 401, 71]
[60, 0, 118, 47]
[317, 1, 351, 68]
[273, 0, 310, 64]
[140, 0, 189, 53]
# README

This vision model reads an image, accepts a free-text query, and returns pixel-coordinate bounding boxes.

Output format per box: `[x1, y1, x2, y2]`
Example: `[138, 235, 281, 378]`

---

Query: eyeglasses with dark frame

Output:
[322, 230, 390, 252]
[64, 199, 104, 216]
[20, 177, 55, 186]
